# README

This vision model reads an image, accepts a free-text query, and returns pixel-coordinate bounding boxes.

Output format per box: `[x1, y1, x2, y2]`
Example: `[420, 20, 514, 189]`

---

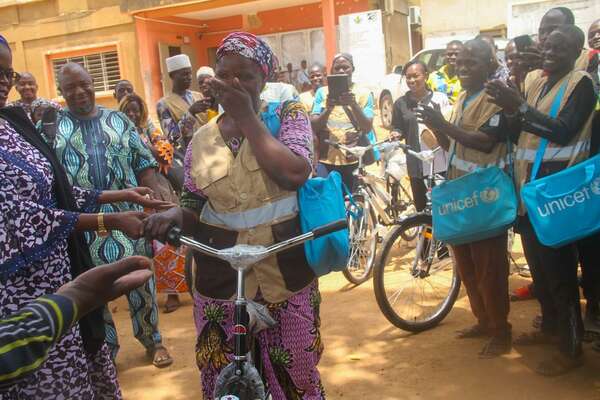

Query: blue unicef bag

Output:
[432, 166, 517, 245]
[298, 171, 350, 276]
[521, 82, 600, 248]
[432, 144, 517, 246]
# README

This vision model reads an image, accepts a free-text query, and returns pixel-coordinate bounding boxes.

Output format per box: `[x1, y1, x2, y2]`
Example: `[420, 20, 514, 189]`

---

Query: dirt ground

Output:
[112, 245, 600, 400]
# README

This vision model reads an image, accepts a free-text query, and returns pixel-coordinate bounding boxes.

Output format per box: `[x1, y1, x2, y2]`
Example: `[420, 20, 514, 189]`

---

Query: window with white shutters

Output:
[51, 50, 121, 93]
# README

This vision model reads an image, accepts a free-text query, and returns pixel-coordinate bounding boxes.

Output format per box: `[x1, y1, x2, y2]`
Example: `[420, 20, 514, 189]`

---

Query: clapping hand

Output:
[485, 79, 524, 114]
[415, 103, 446, 131]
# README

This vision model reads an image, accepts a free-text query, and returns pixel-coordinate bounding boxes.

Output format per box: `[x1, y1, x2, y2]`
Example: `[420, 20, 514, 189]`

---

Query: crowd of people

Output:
[0, 3, 598, 399]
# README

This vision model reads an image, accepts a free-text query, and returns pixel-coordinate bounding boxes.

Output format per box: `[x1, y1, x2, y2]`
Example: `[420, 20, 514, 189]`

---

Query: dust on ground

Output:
[112, 248, 600, 400]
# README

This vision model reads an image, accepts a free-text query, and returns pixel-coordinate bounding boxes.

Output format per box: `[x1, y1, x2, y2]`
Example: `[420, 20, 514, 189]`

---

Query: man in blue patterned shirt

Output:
[52, 62, 173, 368]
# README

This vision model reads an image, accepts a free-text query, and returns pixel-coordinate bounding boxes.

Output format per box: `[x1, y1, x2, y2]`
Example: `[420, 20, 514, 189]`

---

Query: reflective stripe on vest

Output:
[450, 154, 510, 174]
[515, 139, 590, 162]
[200, 195, 299, 231]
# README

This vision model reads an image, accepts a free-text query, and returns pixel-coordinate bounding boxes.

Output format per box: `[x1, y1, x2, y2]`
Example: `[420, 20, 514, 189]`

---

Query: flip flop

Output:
[147, 344, 173, 368]
[456, 325, 488, 339]
[479, 335, 512, 359]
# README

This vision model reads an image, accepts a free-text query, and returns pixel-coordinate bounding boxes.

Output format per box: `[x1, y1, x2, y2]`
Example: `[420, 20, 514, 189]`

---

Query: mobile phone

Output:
[514, 35, 534, 52]
[327, 74, 350, 101]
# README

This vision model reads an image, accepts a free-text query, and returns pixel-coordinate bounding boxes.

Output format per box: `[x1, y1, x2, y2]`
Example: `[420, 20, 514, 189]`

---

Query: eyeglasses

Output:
[0, 68, 19, 83]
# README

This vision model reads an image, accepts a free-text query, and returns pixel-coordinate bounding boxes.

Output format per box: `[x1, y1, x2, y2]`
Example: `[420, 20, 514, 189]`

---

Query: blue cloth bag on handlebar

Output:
[521, 82, 600, 248]
[298, 171, 350, 276]
[431, 144, 517, 246]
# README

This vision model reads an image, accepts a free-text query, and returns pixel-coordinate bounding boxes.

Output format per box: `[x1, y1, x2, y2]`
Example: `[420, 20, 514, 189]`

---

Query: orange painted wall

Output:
[136, 0, 370, 108]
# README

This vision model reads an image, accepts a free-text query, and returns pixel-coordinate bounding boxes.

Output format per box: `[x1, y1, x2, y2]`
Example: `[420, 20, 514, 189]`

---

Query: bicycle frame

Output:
[328, 139, 435, 227]
[167, 219, 347, 399]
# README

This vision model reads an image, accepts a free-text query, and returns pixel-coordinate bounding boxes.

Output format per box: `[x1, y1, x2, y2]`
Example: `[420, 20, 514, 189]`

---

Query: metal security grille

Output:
[52, 50, 121, 93]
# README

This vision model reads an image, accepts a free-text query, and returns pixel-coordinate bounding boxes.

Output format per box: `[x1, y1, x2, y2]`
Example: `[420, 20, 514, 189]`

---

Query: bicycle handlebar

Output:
[312, 219, 348, 238]
[166, 219, 348, 268]
[326, 139, 438, 163]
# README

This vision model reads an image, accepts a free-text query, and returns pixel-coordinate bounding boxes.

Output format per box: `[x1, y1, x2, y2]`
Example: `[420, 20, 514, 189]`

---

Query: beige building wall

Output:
[420, 0, 509, 46]
[2, 0, 140, 109]
[420, 0, 508, 36]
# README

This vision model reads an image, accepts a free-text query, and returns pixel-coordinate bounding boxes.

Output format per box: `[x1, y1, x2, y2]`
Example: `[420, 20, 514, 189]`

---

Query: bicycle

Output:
[167, 220, 348, 400]
[325, 139, 415, 285]
[372, 142, 461, 332]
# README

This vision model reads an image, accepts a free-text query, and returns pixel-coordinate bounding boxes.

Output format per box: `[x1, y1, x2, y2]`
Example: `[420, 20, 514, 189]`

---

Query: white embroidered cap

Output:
[196, 66, 215, 79]
[166, 54, 192, 73]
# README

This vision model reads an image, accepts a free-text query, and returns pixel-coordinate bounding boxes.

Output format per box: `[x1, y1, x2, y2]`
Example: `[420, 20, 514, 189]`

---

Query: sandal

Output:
[456, 325, 488, 339]
[535, 354, 583, 377]
[147, 344, 173, 368]
[479, 334, 512, 359]
[513, 331, 558, 346]
[163, 295, 181, 314]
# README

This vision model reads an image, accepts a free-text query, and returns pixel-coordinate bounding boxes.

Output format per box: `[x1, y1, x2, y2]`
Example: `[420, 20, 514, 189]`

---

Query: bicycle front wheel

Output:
[373, 213, 460, 332]
[343, 194, 377, 285]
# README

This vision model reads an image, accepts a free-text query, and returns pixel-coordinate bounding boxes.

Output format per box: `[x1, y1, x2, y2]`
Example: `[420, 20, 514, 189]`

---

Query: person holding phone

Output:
[311, 53, 376, 190]
[178, 66, 219, 150]
[390, 60, 450, 212]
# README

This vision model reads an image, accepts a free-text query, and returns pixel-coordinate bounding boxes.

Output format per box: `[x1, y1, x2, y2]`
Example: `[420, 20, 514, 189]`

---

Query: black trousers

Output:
[579, 232, 600, 307]
[519, 216, 583, 358]
[409, 177, 428, 212]
[323, 163, 358, 193]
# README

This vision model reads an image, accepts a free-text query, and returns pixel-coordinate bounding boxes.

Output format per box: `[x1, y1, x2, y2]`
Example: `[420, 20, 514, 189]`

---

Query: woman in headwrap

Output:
[119, 93, 191, 309]
[311, 52, 377, 190]
[120, 93, 176, 179]
[143, 32, 324, 399]
[0, 35, 169, 398]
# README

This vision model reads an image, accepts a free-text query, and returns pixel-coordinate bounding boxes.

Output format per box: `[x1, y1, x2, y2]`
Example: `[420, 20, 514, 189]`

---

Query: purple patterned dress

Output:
[183, 101, 325, 399]
[0, 118, 120, 399]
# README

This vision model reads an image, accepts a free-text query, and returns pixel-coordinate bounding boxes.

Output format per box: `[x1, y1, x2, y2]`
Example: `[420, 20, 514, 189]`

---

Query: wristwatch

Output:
[97, 212, 109, 237]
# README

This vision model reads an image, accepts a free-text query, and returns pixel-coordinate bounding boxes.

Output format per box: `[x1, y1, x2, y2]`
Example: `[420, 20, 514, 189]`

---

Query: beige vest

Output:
[189, 119, 313, 302]
[163, 90, 207, 124]
[447, 90, 508, 180]
[515, 69, 593, 214]
[319, 85, 373, 166]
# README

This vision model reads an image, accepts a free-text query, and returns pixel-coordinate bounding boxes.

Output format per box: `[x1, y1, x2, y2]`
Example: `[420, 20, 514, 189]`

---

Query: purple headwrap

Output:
[216, 32, 279, 80]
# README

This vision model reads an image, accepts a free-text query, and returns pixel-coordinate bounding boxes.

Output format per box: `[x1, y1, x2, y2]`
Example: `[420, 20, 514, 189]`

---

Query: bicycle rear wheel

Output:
[343, 194, 377, 285]
[373, 213, 460, 332]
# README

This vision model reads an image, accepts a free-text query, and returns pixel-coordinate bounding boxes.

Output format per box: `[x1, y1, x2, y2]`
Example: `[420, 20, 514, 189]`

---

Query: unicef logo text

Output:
[537, 177, 600, 218]
[437, 188, 500, 215]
